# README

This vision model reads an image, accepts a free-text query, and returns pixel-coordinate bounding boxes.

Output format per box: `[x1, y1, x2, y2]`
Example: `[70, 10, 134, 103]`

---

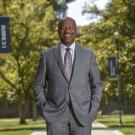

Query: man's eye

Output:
[61, 26, 73, 29]
[69, 26, 73, 29]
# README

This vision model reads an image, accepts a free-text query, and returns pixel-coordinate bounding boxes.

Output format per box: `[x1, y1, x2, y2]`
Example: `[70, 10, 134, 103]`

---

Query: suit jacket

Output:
[33, 44, 102, 126]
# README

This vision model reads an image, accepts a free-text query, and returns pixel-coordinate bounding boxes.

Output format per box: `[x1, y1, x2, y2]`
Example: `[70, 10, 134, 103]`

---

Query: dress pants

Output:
[46, 102, 92, 135]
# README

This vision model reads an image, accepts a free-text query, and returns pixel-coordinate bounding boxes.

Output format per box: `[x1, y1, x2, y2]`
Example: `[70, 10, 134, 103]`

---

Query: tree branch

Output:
[0, 70, 19, 91]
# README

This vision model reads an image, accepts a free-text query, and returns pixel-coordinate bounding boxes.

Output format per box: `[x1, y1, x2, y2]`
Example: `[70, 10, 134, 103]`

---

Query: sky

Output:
[67, 0, 109, 26]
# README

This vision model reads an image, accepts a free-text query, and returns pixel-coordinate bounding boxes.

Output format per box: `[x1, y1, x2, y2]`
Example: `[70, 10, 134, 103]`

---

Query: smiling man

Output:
[33, 17, 102, 135]
[58, 17, 76, 46]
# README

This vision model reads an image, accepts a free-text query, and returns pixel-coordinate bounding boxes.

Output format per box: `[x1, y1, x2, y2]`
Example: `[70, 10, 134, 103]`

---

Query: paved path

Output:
[92, 122, 123, 135]
[31, 122, 123, 135]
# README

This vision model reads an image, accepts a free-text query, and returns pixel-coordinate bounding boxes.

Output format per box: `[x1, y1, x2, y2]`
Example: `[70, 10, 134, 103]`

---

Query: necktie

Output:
[64, 48, 72, 81]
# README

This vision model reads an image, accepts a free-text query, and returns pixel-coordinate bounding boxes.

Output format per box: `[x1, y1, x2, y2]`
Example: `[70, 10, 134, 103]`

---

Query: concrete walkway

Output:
[92, 122, 123, 135]
[31, 122, 123, 135]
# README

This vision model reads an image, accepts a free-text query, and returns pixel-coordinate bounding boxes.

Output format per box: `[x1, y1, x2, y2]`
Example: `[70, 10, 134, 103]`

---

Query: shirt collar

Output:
[61, 42, 75, 52]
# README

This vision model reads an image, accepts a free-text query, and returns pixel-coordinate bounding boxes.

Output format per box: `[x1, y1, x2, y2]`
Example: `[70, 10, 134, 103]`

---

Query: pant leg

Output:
[46, 122, 69, 135]
[69, 123, 91, 135]
[68, 103, 92, 135]
[46, 114, 92, 135]
[46, 102, 92, 135]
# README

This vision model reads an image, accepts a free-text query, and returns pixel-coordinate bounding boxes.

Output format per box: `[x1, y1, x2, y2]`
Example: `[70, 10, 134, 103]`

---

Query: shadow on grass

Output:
[92, 124, 135, 131]
[92, 119, 135, 130]
[109, 124, 135, 128]
[0, 128, 47, 132]
[98, 120, 135, 128]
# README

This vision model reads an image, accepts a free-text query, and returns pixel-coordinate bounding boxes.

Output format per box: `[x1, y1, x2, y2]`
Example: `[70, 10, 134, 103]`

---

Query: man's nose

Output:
[65, 27, 70, 32]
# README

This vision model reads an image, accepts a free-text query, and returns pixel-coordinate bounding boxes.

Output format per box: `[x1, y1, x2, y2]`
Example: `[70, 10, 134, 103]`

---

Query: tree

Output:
[50, 0, 75, 19]
[78, 0, 135, 107]
[0, 0, 75, 124]
[0, 0, 58, 124]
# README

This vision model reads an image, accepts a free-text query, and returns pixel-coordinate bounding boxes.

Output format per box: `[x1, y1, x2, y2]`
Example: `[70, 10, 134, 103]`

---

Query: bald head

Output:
[58, 17, 77, 30]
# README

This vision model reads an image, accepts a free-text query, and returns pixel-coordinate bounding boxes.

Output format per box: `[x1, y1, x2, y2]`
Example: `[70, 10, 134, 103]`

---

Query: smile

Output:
[64, 34, 71, 37]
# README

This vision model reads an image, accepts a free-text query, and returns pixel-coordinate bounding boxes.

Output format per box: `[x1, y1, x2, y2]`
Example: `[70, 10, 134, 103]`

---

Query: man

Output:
[33, 17, 102, 135]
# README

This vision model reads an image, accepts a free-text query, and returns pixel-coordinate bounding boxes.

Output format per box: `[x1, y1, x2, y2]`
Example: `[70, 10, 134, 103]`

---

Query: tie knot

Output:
[65, 48, 70, 52]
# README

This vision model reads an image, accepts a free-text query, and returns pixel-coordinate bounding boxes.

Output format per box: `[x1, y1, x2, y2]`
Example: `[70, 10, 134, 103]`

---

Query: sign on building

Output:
[0, 17, 11, 53]
[108, 56, 117, 78]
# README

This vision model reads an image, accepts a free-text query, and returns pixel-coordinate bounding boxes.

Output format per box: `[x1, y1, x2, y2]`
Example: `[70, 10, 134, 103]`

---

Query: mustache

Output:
[63, 32, 73, 34]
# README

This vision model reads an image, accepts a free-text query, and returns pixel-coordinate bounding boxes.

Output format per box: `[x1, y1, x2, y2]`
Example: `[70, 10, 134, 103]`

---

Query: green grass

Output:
[97, 115, 135, 135]
[0, 118, 46, 135]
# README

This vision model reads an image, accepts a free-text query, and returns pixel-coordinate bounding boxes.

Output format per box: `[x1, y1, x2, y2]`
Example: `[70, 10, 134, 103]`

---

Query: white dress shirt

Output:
[60, 42, 75, 65]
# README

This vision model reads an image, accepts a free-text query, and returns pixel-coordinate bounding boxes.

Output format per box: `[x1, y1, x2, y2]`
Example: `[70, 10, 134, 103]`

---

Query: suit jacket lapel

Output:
[70, 44, 81, 83]
[53, 44, 69, 83]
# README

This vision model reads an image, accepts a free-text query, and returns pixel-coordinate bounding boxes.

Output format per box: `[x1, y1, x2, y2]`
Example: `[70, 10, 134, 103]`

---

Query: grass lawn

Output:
[0, 118, 46, 135]
[97, 115, 135, 135]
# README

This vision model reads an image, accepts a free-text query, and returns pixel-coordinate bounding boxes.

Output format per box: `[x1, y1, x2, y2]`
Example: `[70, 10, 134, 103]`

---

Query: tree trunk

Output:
[32, 102, 37, 121]
[19, 100, 28, 124]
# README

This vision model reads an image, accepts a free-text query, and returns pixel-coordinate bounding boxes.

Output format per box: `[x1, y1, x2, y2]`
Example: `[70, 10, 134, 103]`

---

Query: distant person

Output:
[33, 17, 102, 135]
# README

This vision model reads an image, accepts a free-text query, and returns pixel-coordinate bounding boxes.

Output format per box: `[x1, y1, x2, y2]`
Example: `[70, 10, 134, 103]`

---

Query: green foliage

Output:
[0, 0, 60, 123]
[79, 0, 135, 106]
[0, 0, 74, 123]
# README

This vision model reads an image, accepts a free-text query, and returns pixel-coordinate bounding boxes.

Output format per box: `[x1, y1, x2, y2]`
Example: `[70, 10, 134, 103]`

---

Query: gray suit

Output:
[33, 44, 102, 134]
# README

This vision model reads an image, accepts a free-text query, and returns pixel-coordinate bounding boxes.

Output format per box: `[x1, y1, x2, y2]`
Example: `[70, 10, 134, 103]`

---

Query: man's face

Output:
[58, 18, 77, 46]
